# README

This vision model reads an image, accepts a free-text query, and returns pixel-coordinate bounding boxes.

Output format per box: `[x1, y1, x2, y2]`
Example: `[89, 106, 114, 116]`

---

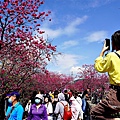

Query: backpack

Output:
[60, 102, 72, 120]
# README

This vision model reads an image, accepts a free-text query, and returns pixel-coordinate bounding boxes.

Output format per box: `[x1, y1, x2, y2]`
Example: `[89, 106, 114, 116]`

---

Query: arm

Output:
[27, 105, 33, 120]
[5, 106, 11, 117]
[25, 103, 29, 112]
[48, 102, 53, 115]
[25, 101, 31, 113]
[94, 54, 111, 72]
[100, 40, 109, 57]
[77, 97, 82, 106]
[94, 41, 111, 72]
[54, 102, 60, 114]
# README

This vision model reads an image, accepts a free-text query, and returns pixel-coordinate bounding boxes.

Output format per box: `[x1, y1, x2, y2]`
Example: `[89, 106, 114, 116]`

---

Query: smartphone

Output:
[105, 38, 110, 50]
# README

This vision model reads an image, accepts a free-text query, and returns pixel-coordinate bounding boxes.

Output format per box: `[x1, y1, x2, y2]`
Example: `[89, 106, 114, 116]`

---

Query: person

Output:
[30, 91, 37, 105]
[52, 90, 59, 120]
[64, 89, 70, 103]
[49, 91, 54, 103]
[38, 90, 44, 103]
[81, 97, 91, 120]
[90, 30, 120, 120]
[81, 88, 91, 100]
[24, 99, 32, 117]
[70, 91, 83, 120]
[68, 89, 73, 99]
[81, 88, 91, 120]
[44, 94, 53, 120]
[27, 94, 48, 120]
[5, 91, 24, 120]
[24, 91, 37, 119]
[54, 92, 69, 120]
[0, 93, 7, 119]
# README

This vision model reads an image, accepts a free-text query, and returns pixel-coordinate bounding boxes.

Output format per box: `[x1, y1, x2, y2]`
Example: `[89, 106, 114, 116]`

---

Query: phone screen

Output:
[105, 39, 110, 50]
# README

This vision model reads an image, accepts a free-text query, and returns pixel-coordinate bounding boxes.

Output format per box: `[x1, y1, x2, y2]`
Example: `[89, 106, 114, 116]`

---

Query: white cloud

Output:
[55, 54, 80, 69]
[82, 0, 115, 8]
[64, 16, 88, 35]
[41, 16, 88, 39]
[61, 40, 79, 49]
[70, 66, 81, 74]
[48, 53, 85, 74]
[90, 0, 99, 7]
[41, 27, 62, 38]
[85, 31, 108, 42]
[70, 66, 86, 75]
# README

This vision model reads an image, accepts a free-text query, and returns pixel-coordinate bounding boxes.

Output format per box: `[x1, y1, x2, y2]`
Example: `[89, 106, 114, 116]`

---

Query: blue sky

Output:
[40, 0, 120, 75]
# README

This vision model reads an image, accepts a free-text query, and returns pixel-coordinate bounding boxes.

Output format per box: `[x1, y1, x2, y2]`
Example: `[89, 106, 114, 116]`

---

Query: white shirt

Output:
[45, 102, 53, 120]
[54, 100, 68, 120]
[70, 96, 83, 120]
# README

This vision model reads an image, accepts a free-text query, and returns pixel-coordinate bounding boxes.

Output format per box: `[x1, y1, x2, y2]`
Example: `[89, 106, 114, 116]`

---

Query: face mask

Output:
[8, 98, 13, 103]
[35, 98, 41, 104]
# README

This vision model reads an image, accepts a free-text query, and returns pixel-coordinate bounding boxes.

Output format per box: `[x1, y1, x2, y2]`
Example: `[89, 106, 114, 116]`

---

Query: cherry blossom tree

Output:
[66, 80, 83, 92]
[0, 1, 57, 118]
[0, 0, 56, 95]
[77, 64, 109, 92]
[32, 71, 73, 92]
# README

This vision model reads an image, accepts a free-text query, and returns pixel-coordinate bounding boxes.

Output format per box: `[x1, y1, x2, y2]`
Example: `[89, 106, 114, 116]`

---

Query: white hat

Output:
[58, 93, 65, 101]
[35, 94, 43, 100]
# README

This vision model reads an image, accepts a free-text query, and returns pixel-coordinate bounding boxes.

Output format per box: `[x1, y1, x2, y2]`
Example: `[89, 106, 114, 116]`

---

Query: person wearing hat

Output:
[27, 94, 48, 120]
[54, 92, 69, 120]
[5, 91, 24, 120]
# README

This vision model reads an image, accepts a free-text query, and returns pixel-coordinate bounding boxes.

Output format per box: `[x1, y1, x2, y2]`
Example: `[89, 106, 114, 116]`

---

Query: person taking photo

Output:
[90, 30, 120, 119]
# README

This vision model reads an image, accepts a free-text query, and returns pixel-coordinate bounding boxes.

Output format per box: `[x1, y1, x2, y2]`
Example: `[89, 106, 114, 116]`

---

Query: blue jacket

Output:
[6, 102, 24, 120]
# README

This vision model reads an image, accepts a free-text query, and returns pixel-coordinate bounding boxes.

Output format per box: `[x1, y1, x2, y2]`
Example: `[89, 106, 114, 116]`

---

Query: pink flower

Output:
[48, 11, 51, 14]
[10, 25, 15, 29]
[1, 69, 5, 74]
[36, 24, 40, 27]
[45, 14, 48, 16]
[41, 1, 44, 4]
[0, 16, 3, 19]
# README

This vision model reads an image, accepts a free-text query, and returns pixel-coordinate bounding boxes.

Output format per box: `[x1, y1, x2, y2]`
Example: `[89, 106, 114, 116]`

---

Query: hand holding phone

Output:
[105, 39, 110, 51]
[100, 39, 110, 56]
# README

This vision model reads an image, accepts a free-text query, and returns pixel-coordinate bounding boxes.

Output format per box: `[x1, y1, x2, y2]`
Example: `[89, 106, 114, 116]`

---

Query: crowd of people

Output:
[2, 89, 91, 120]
